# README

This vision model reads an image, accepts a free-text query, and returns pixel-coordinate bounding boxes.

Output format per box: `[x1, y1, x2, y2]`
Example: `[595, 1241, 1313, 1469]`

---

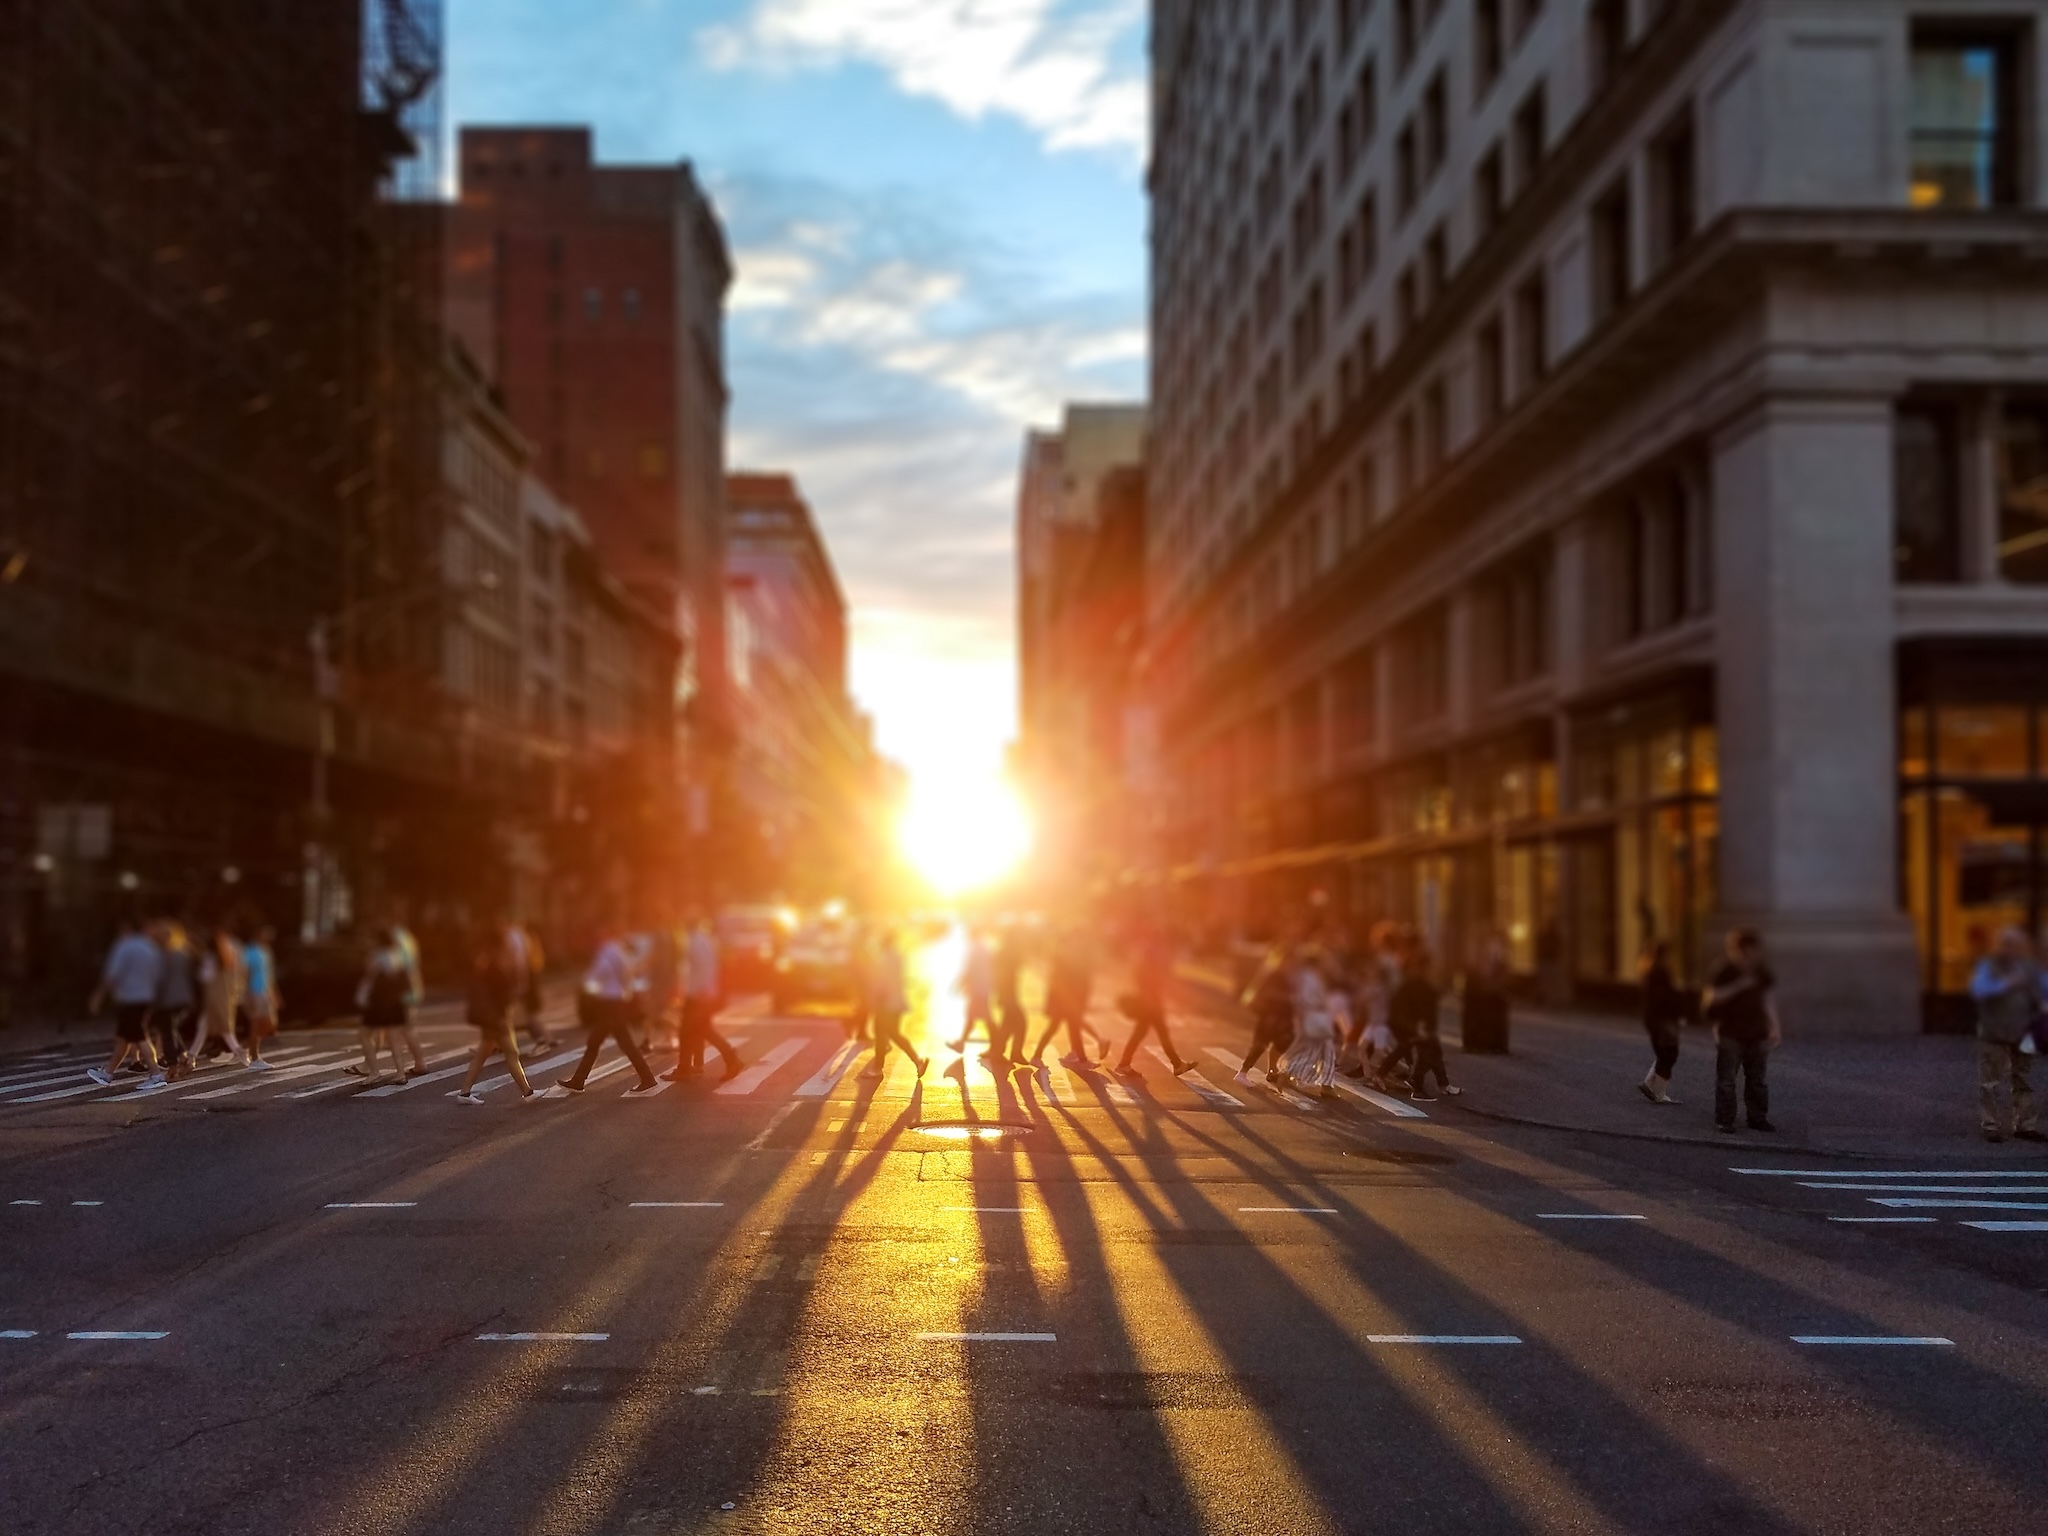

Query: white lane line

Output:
[1368, 1335, 1522, 1345]
[471, 1047, 582, 1097]
[745, 1102, 800, 1151]
[716, 1038, 808, 1096]
[324, 1202, 418, 1210]
[1240, 1206, 1339, 1214]
[629, 1202, 724, 1209]
[939, 1206, 1031, 1213]
[1831, 1217, 1938, 1224]
[476, 1332, 609, 1342]
[583, 1056, 635, 1089]
[794, 1039, 868, 1098]
[0, 1057, 99, 1089]
[914, 1332, 1056, 1343]
[186, 1050, 356, 1100]
[67, 1331, 168, 1341]
[1961, 1220, 2048, 1232]
[1869, 1198, 2048, 1211]
[8, 1075, 165, 1106]
[1800, 1182, 2048, 1194]
[1145, 1045, 1244, 1108]
[0, 1065, 132, 1098]
[70, 1201, 103, 1208]
[9, 1199, 41, 1206]
[1329, 1076, 1431, 1119]
[1538, 1213, 1647, 1221]
[1790, 1336, 1953, 1347]
[1734, 1168, 2048, 1178]
[2, 1329, 36, 1339]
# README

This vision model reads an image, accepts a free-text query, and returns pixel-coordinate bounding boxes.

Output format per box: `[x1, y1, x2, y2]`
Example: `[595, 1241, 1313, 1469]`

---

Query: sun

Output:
[898, 775, 1033, 897]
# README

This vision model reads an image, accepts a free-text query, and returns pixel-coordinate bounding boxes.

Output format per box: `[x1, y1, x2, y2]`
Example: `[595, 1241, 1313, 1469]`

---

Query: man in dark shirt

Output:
[1703, 926, 1780, 1133]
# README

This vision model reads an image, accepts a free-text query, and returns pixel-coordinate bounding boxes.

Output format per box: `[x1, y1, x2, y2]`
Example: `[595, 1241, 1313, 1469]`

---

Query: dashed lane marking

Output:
[1734, 1168, 2048, 1178]
[2, 1329, 36, 1338]
[628, 1202, 724, 1209]
[325, 1202, 418, 1210]
[914, 1332, 1056, 1343]
[1240, 1206, 1339, 1214]
[1791, 1336, 1954, 1347]
[1800, 1182, 2048, 1194]
[1537, 1213, 1647, 1221]
[1831, 1217, 1938, 1224]
[67, 1331, 168, 1341]
[1368, 1335, 1522, 1345]
[1961, 1220, 2048, 1232]
[1869, 1198, 2048, 1211]
[477, 1332, 610, 1342]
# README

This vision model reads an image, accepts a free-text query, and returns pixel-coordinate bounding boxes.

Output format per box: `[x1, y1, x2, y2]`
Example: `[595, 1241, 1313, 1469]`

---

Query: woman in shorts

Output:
[453, 931, 536, 1104]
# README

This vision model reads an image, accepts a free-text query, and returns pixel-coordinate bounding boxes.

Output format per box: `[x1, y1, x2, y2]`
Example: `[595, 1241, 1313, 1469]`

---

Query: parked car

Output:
[715, 905, 793, 994]
[772, 917, 858, 1012]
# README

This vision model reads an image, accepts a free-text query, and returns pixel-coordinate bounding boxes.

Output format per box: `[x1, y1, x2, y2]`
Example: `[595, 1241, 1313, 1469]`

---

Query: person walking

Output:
[666, 915, 744, 1082]
[1703, 926, 1780, 1135]
[547, 928, 661, 1097]
[1029, 924, 1096, 1066]
[1235, 937, 1299, 1087]
[350, 928, 412, 1081]
[1969, 928, 2045, 1144]
[1389, 941, 1460, 1102]
[387, 919, 431, 1078]
[1113, 922, 1197, 1078]
[1277, 950, 1344, 1097]
[504, 920, 553, 1056]
[948, 927, 999, 1053]
[242, 924, 281, 1068]
[150, 922, 200, 1081]
[859, 928, 928, 1080]
[844, 924, 876, 1045]
[454, 929, 537, 1104]
[991, 926, 1031, 1069]
[86, 917, 163, 1087]
[1638, 940, 1686, 1105]
[191, 928, 247, 1066]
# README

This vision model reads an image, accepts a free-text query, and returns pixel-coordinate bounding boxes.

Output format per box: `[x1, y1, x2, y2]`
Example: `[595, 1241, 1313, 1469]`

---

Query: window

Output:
[1513, 268, 1549, 391]
[2000, 398, 2048, 583]
[1339, 646, 1380, 751]
[1514, 85, 1548, 192]
[1476, 145, 1506, 238]
[1488, 547, 1553, 689]
[1395, 0, 1420, 71]
[623, 287, 642, 321]
[583, 286, 603, 320]
[1620, 470, 1709, 638]
[1515, 0, 1546, 43]
[1649, 107, 1697, 265]
[1910, 29, 2021, 209]
[1422, 71, 1449, 179]
[1590, 175, 1632, 321]
[1895, 400, 1963, 582]
[1397, 124, 1419, 213]
[1424, 223, 1449, 304]
[1338, 0, 1370, 55]
[639, 445, 668, 479]
[1475, 0, 1504, 95]
[1397, 264, 1419, 331]
[1587, 0, 1627, 98]
[1392, 606, 1450, 727]
[1421, 377, 1448, 473]
[1396, 407, 1420, 496]
[1476, 316, 1507, 425]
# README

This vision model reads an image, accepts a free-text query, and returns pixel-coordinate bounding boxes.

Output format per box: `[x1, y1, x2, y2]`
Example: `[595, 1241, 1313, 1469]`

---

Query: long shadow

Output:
[1386, 1135, 2048, 1501]
[1045, 1086, 1822, 1536]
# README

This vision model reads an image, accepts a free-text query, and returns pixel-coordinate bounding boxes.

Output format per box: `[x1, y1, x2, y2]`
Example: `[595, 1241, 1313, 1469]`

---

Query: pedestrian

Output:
[1235, 937, 1299, 1086]
[547, 927, 661, 1097]
[1029, 923, 1095, 1066]
[86, 917, 163, 1087]
[349, 928, 411, 1081]
[150, 922, 200, 1081]
[1703, 925, 1779, 1134]
[241, 924, 281, 1068]
[666, 914, 745, 1082]
[844, 924, 876, 1044]
[191, 928, 247, 1066]
[948, 927, 999, 1053]
[1638, 940, 1685, 1105]
[1113, 922, 1197, 1078]
[387, 919, 431, 1078]
[1277, 949, 1344, 1097]
[644, 921, 681, 1060]
[991, 925, 1031, 1069]
[1461, 925, 1513, 1053]
[504, 920, 552, 1055]
[1969, 927, 2045, 1144]
[1389, 941, 1460, 1102]
[454, 929, 537, 1104]
[859, 928, 928, 1080]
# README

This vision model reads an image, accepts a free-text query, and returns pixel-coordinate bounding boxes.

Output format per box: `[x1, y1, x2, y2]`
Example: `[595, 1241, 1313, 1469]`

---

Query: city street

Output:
[3, 969, 2044, 1535]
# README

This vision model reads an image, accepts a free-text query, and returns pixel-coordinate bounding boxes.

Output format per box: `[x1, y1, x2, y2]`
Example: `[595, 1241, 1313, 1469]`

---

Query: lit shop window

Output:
[1909, 31, 2019, 209]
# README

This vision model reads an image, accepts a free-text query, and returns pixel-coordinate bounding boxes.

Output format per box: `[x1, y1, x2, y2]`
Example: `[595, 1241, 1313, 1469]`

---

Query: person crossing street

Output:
[547, 926, 661, 1098]
[86, 917, 163, 1088]
[666, 915, 745, 1083]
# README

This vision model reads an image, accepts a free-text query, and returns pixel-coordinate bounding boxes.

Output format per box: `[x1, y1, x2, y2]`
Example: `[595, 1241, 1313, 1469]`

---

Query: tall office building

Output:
[1145, 0, 2048, 1031]
[448, 126, 734, 770]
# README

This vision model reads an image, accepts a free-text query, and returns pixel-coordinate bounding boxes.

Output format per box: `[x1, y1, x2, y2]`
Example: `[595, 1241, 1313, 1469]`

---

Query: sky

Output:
[445, 0, 1151, 796]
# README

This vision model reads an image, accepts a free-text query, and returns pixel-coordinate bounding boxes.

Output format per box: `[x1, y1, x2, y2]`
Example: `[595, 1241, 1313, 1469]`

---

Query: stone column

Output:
[1710, 393, 1921, 1034]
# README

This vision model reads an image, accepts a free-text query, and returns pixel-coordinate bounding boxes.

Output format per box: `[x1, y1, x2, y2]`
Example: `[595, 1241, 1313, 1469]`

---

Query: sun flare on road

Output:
[898, 776, 1032, 897]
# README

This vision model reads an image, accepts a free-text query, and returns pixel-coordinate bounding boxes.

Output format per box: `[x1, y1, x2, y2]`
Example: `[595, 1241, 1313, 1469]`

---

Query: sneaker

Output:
[1442, 1084, 1463, 1097]
[245, 1058, 273, 1071]
[857, 1066, 883, 1081]
[87, 1067, 114, 1087]
[542, 1083, 583, 1099]
[453, 1091, 484, 1105]
[1112, 1063, 1142, 1078]
[1638, 1082, 1659, 1104]
[1060, 1054, 1092, 1069]
[624, 1081, 663, 1097]
[1234, 1070, 1257, 1087]
[144, 1071, 168, 1088]
[1171, 1059, 1199, 1077]
[1411, 1090, 1438, 1103]
[343, 1064, 371, 1078]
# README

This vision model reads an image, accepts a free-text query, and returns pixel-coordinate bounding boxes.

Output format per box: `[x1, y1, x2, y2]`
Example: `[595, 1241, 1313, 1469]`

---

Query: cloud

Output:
[701, 0, 1147, 157]
[714, 171, 1145, 778]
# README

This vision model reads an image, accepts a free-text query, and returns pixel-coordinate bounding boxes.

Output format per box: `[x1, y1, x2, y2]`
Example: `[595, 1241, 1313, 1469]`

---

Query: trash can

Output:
[1460, 986, 1511, 1054]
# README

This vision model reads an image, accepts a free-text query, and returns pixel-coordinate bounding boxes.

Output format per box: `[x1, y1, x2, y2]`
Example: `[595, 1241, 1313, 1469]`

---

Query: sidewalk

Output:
[1176, 962, 2048, 1162]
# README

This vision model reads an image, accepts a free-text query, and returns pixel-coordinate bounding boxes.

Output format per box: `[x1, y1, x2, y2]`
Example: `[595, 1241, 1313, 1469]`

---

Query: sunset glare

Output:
[897, 774, 1033, 898]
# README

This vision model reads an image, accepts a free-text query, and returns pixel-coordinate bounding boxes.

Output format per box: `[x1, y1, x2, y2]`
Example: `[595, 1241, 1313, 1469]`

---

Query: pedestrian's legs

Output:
[614, 1017, 658, 1090]
[496, 1021, 534, 1096]
[399, 1022, 428, 1074]
[700, 1022, 744, 1078]
[1742, 1041, 1771, 1126]
[2012, 1046, 2037, 1134]
[563, 1014, 610, 1090]
[356, 1025, 380, 1075]
[1980, 1039, 2014, 1135]
[459, 1033, 492, 1096]
[1714, 1038, 1740, 1127]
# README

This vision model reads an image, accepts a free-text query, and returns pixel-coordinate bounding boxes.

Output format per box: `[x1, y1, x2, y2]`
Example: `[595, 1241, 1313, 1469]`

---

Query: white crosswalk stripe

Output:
[793, 1039, 867, 1098]
[716, 1038, 808, 1095]
[1146, 1045, 1244, 1108]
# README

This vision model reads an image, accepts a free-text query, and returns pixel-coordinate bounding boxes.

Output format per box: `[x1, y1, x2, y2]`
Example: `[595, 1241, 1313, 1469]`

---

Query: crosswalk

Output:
[0, 1021, 1428, 1123]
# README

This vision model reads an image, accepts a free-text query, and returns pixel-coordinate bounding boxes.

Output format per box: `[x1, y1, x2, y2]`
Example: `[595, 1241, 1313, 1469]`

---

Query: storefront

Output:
[1899, 641, 2048, 1030]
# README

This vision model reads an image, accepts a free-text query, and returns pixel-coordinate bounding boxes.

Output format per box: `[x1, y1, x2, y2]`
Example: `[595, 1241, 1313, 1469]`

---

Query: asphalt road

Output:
[2, 980, 2045, 1535]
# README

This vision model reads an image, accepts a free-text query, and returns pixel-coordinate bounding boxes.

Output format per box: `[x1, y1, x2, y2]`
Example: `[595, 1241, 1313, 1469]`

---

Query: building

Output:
[1015, 405, 1149, 892]
[447, 125, 735, 884]
[1145, 0, 2048, 1032]
[0, 1, 454, 1007]
[724, 472, 878, 903]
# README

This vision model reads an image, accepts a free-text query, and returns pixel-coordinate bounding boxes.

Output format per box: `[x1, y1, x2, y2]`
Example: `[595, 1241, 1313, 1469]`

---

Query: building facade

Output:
[447, 125, 735, 887]
[724, 472, 878, 903]
[1015, 404, 1149, 893]
[1146, 0, 2048, 1031]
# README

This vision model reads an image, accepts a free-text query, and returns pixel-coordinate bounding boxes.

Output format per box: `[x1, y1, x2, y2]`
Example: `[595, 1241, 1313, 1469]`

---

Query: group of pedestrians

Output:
[1634, 926, 1783, 1133]
[87, 917, 280, 1087]
[1237, 922, 1462, 1103]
